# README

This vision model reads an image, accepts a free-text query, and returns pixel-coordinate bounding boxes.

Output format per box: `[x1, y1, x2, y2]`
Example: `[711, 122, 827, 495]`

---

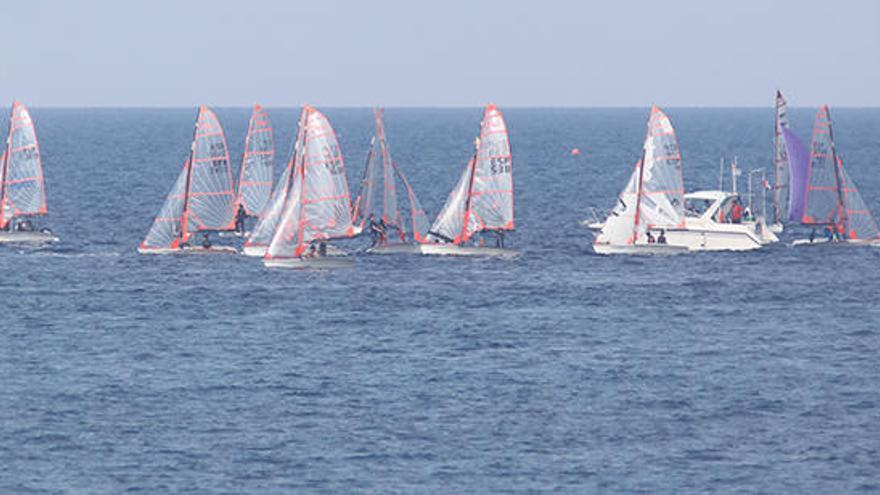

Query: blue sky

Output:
[2, 0, 878, 106]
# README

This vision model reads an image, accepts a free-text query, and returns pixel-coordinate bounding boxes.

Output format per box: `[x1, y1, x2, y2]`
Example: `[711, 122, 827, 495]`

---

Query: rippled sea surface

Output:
[1, 107, 879, 493]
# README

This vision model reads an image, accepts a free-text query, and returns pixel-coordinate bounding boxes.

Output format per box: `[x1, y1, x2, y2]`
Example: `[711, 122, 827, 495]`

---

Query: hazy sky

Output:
[2, 0, 878, 107]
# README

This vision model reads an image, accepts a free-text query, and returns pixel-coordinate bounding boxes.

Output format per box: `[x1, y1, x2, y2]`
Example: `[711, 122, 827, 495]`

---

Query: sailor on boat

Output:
[202, 233, 212, 249]
[657, 229, 667, 244]
[235, 203, 247, 235]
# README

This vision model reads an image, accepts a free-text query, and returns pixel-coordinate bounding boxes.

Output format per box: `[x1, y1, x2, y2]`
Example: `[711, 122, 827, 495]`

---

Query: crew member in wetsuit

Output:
[318, 241, 327, 256]
[646, 231, 656, 244]
[377, 218, 388, 245]
[202, 232, 212, 249]
[368, 215, 382, 247]
[235, 203, 247, 235]
[496, 230, 505, 248]
[657, 229, 667, 244]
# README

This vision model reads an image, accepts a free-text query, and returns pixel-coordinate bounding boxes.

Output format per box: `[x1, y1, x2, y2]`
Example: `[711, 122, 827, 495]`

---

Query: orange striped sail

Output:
[0, 102, 47, 229]
[140, 106, 236, 251]
[265, 106, 355, 259]
[235, 104, 274, 216]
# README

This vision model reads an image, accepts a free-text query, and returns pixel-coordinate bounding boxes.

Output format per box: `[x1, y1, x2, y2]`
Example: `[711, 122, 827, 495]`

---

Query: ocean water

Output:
[1, 107, 879, 493]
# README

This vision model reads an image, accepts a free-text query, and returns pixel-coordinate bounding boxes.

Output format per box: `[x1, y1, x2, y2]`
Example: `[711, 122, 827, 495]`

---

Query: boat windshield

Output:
[685, 198, 715, 217]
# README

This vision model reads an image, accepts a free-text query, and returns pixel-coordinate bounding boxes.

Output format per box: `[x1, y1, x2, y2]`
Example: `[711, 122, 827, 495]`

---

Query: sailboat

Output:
[420, 104, 517, 257]
[594, 106, 776, 254]
[0, 101, 57, 244]
[263, 105, 356, 268]
[234, 104, 274, 230]
[792, 106, 880, 246]
[352, 108, 429, 254]
[242, 107, 307, 257]
[138, 106, 238, 254]
[769, 90, 789, 233]
[593, 106, 689, 254]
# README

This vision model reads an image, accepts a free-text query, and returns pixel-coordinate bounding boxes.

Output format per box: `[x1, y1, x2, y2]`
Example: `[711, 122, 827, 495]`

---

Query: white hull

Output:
[0, 231, 58, 244]
[138, 245, 239, 255]
[663, 227, 765, 251]
[792, 237, 880, 247]
[241, 244, 267, 257]
[768, 222, 784, 234]
[592, 242, 688, 255]
[264, 256, 354, 269]
[248, 244, 348, 258]
[365, 243, 421, 255]
[419, 243, 519, 258]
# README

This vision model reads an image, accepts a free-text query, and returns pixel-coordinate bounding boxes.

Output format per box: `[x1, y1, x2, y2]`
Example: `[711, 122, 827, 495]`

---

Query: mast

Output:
[773, 91, 785, 223]
[293, 107, 312, 256]
[631, 109, 652, 243]
[178, 108, 200, 244]
[826, 106, 847, 234]
[0, 104, 14, 223]
[457, 150, 479, 245]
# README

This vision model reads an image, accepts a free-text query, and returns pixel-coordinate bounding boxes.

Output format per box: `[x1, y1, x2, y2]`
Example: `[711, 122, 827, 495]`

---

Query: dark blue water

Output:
[2, 107, 879, 493]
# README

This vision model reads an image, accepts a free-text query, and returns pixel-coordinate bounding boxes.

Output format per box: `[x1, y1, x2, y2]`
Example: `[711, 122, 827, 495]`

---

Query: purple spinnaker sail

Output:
[782, 127, 809, 223]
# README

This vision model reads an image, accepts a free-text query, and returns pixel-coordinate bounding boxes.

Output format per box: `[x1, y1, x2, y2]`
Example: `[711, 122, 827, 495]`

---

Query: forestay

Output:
[0, 101, 47, 228]
[266, 106, 355, 259]
[236, 104, 274, 216]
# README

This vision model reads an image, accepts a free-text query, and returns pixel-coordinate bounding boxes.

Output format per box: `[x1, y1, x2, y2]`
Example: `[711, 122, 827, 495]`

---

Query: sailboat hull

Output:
[592, 242, 688, 255]
[418, 243, 519, 258]
[792, 237, 880, 247]
[137, 245, 239, 255]
[242, 244, 268, 257]
[264, 256, 353, 269]
[0, 230, 59, 244]
[365, 243, 421, 255]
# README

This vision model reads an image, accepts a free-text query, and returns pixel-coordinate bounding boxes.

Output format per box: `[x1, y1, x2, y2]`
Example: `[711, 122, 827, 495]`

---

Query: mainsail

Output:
[265, 106, 355, 259]
[773, 90, 790, 224]
[246, 109, 307, 249]
[0, 101, 47, 228]
[596, 106, 685, 245]
[352, 109, 428, 242]
[802, 106, 841, 225]
[235, 104, 274, 216]
[428, 104, 514, 244]
[140, 106, 235, 250]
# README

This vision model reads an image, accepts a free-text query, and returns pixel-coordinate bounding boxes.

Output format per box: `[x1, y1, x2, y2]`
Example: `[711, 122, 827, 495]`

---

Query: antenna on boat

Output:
[731, 156, 739, 195]
[718, 157, 724, 191]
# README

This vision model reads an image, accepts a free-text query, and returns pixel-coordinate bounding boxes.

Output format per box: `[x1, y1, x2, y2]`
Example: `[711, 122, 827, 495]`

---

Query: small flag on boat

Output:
[570, 148, 581, 156]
